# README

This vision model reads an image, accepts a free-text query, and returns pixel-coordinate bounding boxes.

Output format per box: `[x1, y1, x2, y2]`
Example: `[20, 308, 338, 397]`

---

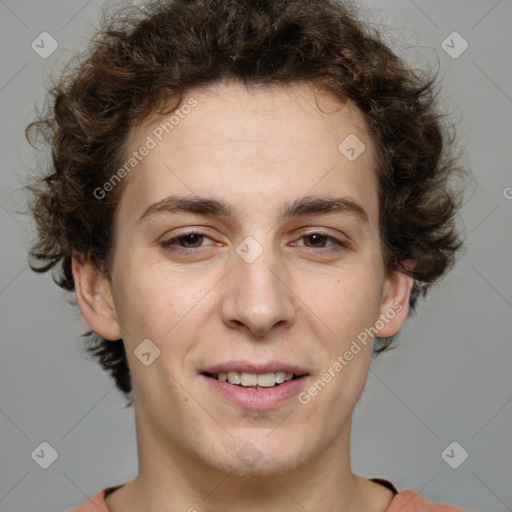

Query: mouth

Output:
[200, 364, 310, 409]
[201, 370, 305, 389]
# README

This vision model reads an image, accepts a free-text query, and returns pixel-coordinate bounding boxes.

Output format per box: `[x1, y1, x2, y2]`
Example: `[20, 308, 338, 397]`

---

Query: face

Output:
[76, 81, 412, 479]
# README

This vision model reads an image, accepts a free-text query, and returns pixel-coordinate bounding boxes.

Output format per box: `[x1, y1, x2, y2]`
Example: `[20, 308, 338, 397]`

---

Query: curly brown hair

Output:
[26, 0, 466, 405]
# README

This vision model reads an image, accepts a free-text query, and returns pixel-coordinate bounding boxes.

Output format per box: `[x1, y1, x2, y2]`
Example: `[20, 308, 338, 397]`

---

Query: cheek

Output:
[110, 257, 174, 340]
[311, 273, 380, 408]
[112, 257, 215, 354]
[309, 266, 383, 338]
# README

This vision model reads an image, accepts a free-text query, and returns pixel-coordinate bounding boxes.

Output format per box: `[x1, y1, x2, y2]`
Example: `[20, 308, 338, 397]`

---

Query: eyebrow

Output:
[137, 194, 369, 225]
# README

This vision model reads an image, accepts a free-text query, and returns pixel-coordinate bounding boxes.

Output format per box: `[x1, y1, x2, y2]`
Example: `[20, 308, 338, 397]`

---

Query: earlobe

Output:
[376, 259, 415, 338]
[72, 253, 122, 341]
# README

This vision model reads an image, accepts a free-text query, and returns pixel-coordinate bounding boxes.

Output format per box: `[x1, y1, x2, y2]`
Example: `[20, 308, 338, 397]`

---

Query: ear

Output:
[72, 253, 122, 341]
[376, 259, 415, 338]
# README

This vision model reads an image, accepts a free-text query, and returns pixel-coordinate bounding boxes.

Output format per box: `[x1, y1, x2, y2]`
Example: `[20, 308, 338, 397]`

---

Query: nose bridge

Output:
[221, 236, 296, 337]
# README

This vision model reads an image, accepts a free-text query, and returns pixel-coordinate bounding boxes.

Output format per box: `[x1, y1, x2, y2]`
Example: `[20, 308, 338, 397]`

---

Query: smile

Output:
[200, 364, 310, 409]
[204, 371, 300, 389]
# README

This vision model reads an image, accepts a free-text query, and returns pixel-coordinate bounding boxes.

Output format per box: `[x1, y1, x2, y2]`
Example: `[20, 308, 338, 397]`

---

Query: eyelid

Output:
[299, 226, 350, 240]
[160, 229, 215, 247]
[159, 228, 350, 255]
[290, 231, 349, 250]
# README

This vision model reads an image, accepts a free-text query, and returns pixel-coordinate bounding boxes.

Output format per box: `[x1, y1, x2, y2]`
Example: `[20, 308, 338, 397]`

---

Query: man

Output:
[27, 0, 469, 510]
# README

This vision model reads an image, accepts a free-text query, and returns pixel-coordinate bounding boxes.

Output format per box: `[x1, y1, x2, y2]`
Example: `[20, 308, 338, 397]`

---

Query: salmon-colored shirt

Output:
[68, 478, 471, 511]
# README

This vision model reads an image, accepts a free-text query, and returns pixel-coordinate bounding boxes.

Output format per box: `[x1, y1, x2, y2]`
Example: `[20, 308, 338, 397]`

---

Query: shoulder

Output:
[67, 484, 472, 512]
[386, 489, 472, 512]
[67, 488, 109, 512]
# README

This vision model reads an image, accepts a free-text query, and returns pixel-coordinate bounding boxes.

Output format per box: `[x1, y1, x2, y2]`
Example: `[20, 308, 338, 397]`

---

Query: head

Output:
[27, 0, 465, 478]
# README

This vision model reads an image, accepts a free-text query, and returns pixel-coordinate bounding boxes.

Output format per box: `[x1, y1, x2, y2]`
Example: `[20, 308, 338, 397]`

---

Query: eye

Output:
[159, 230, 349, 256]
[294, 232, 348, 252]
[160, 231, 215, 253]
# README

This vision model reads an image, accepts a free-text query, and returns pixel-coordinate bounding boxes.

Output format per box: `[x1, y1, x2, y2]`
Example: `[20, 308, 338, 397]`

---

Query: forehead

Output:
[117, 81, 379, 227]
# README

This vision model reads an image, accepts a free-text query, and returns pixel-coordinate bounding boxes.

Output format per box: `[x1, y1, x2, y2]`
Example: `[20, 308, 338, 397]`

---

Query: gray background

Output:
[1, 0, 511, 511]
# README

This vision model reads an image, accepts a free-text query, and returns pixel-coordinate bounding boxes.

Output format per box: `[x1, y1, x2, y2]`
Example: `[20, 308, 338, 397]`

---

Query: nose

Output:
[221, 243, 296, 338]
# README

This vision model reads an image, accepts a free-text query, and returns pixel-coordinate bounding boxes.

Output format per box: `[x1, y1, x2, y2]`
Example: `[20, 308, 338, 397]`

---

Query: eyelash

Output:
[159, 230, 348, 255]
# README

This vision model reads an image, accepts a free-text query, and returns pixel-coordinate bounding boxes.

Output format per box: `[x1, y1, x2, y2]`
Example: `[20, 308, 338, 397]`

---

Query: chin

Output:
[202, 432, 314, 479]
[214, 453, 307, 479]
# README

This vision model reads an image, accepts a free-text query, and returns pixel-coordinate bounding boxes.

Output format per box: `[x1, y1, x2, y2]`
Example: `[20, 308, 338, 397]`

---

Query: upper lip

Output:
[200, 361, 309, 376]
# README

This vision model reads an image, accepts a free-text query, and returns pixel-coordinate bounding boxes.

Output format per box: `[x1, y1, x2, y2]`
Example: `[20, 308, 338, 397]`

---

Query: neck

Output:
[105, 407, 391, 512]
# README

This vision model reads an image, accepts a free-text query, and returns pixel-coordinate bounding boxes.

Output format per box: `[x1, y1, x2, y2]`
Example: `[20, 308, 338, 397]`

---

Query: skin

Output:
[73, 80, 413, 512]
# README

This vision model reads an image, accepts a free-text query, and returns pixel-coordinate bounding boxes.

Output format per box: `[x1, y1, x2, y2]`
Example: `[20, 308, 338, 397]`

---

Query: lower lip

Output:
[201, 374, 310, 410]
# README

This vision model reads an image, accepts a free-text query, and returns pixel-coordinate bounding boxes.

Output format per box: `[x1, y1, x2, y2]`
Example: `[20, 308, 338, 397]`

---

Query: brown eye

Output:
[296, 232, 347, 251]
[160, 231, 214, 252]
[303, 233, 329, 248]
[175, 233, 205, 248]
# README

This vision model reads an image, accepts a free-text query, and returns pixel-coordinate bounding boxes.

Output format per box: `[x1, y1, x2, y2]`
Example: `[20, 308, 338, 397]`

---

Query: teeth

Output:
[275, 371, 286, 384]
[257, 373, 276, 387]
[215, 371, 299, 388]
[227, 371, 241, 385]
[240, 372, 258, 386]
